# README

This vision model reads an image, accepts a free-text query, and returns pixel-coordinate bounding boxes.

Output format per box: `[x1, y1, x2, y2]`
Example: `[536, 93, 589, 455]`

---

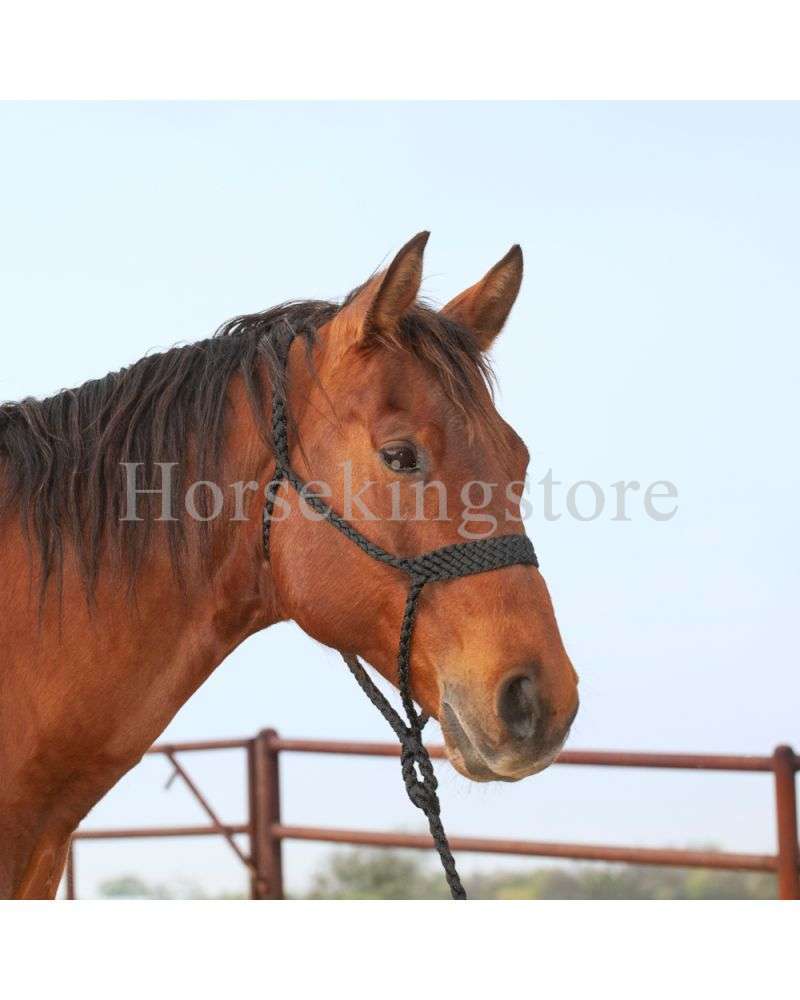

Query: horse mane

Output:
[0, 295, 494, 598]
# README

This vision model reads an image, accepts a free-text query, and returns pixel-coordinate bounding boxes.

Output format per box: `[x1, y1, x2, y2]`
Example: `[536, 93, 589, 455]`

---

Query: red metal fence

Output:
[66, 732, 800, 899]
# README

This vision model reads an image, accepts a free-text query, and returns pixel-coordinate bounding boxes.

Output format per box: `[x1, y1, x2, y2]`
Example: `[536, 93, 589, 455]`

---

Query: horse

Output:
[0, 233, 579, 898]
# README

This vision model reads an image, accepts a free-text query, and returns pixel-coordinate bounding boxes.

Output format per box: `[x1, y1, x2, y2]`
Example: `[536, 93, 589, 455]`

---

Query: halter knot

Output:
[400, 731, 440, 814]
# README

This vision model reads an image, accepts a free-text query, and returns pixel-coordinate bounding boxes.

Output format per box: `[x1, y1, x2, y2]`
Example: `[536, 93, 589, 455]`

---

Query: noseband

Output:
[263, 326, 539, 899]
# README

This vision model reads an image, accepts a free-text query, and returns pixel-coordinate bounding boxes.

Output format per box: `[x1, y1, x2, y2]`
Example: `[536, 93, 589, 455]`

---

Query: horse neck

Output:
[0, 375, 281, 843]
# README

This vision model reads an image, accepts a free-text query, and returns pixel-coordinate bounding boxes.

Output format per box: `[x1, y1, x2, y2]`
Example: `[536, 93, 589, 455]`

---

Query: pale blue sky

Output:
[1, 103, 798, 896]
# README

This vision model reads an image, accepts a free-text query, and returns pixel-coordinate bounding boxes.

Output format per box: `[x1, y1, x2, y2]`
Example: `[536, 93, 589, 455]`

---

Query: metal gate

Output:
[66, 732, 800, 899]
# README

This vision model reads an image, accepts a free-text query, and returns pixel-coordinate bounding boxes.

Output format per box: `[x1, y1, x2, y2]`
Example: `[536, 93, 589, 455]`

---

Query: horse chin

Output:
[440, 700, 562, 783]
[440, 701, 516, 783]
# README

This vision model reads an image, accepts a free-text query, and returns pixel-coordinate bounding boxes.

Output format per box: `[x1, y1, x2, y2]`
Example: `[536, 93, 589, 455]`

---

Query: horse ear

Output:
[441, 245, 523, 350]
[337, 231, 429, 344]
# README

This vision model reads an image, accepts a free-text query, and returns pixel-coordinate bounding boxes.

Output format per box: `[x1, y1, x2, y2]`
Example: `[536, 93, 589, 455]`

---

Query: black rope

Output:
[263, 325, 538, 899]
[342, 646, 465, 899]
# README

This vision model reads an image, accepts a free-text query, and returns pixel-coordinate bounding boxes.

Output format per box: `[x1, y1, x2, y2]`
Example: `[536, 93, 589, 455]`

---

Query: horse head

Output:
[267, 234, 579, 781]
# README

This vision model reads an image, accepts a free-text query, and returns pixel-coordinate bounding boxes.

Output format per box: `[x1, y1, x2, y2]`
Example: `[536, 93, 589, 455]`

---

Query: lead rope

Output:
[341, 576, 467, 899]
[263, 321, 538, 900]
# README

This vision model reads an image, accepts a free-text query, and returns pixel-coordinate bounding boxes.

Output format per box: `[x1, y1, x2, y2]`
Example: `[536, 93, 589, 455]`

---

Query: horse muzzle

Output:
[440, 675, 579, 782]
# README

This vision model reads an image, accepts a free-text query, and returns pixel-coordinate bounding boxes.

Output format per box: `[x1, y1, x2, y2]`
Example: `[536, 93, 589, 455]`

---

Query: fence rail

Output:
[66, 733, 800, 899]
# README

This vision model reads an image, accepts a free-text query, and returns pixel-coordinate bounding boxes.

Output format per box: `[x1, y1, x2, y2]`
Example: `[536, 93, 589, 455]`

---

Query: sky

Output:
[1, 102, 798, 897]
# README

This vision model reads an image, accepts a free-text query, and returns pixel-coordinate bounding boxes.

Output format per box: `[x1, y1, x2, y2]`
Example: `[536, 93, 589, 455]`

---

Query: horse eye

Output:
[380, 442, 419, 473]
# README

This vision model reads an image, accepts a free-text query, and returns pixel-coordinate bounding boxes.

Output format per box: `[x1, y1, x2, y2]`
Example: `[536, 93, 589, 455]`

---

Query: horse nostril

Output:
[497, 673, 540, 741]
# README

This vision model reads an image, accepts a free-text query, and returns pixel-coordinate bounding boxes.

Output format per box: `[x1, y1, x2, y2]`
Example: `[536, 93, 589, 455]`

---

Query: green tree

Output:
[306, 849, 451, 899]
[303, 848, 777, 900]
[98, 875, 245, 899]
[95, 849, 778, 900]
[99, 875, 172, 899]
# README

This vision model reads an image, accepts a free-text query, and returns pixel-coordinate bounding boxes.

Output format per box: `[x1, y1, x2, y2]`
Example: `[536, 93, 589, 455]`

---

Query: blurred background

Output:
[1, 102, 798, 897]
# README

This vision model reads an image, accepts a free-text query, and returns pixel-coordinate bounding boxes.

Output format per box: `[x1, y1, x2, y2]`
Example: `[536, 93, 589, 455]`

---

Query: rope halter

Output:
[263, 324, 539, 899]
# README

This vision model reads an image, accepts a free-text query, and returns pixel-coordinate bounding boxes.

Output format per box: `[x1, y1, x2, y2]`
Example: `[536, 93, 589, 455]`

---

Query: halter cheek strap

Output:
[263, 327, 538, 900]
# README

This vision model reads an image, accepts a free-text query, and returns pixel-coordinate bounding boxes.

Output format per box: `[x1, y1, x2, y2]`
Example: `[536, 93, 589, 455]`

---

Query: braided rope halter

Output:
[263, 325, 539, 899]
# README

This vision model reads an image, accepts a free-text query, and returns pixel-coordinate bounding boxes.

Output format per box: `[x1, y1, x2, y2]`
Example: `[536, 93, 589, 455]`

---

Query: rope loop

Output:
[400, 731, 440, 814]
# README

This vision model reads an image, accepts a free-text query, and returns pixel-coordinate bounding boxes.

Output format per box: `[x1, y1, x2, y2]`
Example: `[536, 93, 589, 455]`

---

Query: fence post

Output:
[249, 728, 284, 899]
[772, 744, 799, 900]
[65, 840, 76, 900]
